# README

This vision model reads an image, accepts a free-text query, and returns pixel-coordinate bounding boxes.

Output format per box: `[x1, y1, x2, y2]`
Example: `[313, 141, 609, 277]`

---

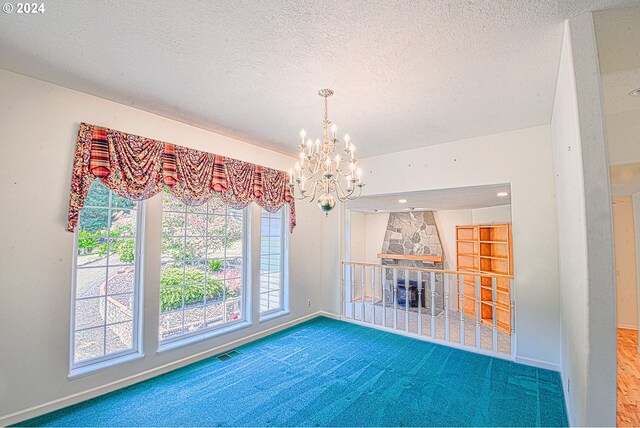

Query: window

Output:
[71, 180, 143, 369]
[260, 208, 286, 316]
[159, 191, 246, 342]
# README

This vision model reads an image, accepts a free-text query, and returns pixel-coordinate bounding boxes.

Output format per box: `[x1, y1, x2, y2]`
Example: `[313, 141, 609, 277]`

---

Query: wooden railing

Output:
[341, 261, 515, 357]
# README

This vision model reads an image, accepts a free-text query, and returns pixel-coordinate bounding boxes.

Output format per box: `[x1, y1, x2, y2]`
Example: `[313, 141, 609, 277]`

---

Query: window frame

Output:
[259, 207, 289, 320]
[157, 196, 251, 347]
[69, 190, 146, 377]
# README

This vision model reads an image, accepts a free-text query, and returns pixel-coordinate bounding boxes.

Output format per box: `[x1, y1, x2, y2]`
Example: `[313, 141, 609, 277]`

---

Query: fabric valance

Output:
[67, 123, 296, 232]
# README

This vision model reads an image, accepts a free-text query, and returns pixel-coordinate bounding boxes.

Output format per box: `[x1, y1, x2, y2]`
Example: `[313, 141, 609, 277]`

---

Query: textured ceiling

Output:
[346, 184, 511, 212]
[0, 0, 637, 157]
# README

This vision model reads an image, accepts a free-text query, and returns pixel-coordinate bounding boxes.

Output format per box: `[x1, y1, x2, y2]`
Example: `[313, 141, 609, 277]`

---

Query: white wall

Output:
[551, 15, 616, 427]
[607, 109, 640, 165]
[634, 192, 640, 352]
[364, 212, 389, 263]
[0, 70, 328, 424]
[336, 124, 561, 370]
[613, 197, 638, 329]
[349, 211, 367, 263]
[471, 205, 512, 224]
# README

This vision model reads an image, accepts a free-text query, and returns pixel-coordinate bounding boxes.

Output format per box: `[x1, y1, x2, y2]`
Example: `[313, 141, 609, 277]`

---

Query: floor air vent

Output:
[216, 349, 241, 361]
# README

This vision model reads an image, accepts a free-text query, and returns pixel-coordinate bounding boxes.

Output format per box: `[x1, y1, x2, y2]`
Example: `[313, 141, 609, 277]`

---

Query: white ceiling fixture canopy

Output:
[0, 0, 636, 157]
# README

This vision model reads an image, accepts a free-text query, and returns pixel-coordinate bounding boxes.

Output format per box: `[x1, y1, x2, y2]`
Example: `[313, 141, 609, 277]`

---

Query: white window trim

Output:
[157, 204, 251, 349]
[69, 199, 146, 377]
[259, 207, 289, 320]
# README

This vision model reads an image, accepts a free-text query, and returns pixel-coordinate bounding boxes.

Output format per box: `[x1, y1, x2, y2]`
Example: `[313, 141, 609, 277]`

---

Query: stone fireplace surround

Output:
[381, 211, 445, 314]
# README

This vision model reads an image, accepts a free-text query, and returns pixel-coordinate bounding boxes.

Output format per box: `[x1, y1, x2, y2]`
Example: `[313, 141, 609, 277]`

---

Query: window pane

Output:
[159, 192, 246, 342]
[74, 327, 105, 361]
[186, 213, 207, 236]
[75, 297, 105, 330]
[84, 180, 110, 207]
[259, 209, 285, 315]
[159, 311, 183, 340]
[162, 212, 186, 236]
[106, 294, 134, 324]
[72, 184, 140, 366]
[76, 268, 106, 298]
[79, 208, 109, 235]
[106, 322, 133, 354]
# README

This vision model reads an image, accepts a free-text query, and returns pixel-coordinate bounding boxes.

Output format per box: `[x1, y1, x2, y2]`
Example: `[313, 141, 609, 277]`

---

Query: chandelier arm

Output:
[334, 179, 355, 202]
[307, 179, 321, 203]
[335, 164, 356, 177]
[345, 184, 365, 200]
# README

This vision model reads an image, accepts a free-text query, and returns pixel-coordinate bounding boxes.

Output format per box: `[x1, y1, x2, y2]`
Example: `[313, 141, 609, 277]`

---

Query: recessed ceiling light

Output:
[497, 192, 509, 197]
[629, 88, 640, 97]
[398, 199, 407, 203]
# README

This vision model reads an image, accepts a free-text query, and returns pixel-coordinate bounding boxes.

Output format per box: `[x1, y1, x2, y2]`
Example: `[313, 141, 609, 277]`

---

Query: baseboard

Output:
[316, 310, 340, 320]
[514, 356, 560, 372]
[0, 311, 326, 427]
[618, 323, 638, 331]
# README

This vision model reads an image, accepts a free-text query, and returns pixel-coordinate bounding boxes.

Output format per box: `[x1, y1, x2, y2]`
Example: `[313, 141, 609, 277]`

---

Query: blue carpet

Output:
[18, 317, 568, 427]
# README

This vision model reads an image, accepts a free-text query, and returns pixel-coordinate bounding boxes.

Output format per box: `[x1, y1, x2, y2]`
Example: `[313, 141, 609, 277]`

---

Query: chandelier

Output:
[288, 89, 364, 215]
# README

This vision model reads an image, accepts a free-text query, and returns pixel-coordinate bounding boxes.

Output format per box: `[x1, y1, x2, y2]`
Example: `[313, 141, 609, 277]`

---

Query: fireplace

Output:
[380, 211, 445, 314]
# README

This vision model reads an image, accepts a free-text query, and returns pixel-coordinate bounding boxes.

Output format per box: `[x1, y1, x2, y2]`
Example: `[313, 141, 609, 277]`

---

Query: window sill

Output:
[68, 352, 144, 380]
[157, 320, 251, 353]
[259, 310, 290, 324]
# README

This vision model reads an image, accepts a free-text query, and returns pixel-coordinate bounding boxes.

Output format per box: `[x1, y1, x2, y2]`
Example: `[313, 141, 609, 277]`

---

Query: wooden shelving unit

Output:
[456, 223, 513, 334]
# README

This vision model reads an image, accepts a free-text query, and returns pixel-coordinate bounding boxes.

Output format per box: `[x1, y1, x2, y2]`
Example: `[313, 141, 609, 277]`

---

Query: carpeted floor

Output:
[18, 317, 568, 427]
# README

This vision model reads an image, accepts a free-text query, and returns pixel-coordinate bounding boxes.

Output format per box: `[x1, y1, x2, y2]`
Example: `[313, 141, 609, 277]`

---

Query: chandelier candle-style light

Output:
[288, 89, 364, 215]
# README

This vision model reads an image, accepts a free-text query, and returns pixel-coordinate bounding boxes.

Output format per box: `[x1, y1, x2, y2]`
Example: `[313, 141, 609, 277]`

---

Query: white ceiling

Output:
[0, 1, 637, 157]
[0, 0, 636, 156]
[346, 184, 511, 212]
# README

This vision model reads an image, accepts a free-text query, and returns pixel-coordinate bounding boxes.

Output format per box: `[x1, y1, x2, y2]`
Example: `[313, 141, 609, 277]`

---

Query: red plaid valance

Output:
[67, 123, 296, 232]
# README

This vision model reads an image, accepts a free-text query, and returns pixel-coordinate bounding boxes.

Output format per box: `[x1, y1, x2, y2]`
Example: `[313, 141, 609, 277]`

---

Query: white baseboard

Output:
[514, 356, 560, 372]
[316, 310, 340, 320]
[0, 311, 328, 427]
[618, 323, 638, 331]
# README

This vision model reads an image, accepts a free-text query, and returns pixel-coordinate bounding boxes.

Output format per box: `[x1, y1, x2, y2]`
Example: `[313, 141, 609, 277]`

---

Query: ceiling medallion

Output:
[288, 89, 365, 215]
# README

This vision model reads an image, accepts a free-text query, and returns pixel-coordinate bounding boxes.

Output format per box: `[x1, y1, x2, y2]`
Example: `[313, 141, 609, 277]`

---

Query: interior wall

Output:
[551, 15, 616, 427]
[364, 212, 389, 263]
[349, 211, 367, 263]
[0, 70, 328, 423]
[338, 124, 560, 370]
[606, 109, 640, 165]
[471, 205, 512, 224]
[634, 192, 640, 352]
[613, 197, 638, 329]
[433, 210, 473, 272]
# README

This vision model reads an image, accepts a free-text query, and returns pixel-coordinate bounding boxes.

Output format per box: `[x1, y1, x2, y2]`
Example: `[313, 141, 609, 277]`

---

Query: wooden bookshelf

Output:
[456, 223, 513, 334]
